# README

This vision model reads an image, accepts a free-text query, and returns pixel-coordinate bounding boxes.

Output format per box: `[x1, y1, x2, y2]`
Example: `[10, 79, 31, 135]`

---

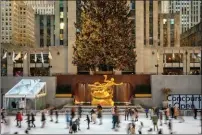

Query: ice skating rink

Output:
[1, 114, 201, 134]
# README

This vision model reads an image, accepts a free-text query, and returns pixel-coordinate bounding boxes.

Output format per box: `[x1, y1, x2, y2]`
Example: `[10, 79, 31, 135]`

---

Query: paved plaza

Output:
[1, 113, 201, 134]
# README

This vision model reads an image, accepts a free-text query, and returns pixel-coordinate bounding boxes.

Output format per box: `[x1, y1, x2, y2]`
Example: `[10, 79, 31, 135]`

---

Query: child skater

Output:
[26, 113, 31, 130]
[84, 115, 90, 129]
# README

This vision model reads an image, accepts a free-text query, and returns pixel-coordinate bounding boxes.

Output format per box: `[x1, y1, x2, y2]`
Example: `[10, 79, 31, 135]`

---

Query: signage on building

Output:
[167, 94, 202, 110]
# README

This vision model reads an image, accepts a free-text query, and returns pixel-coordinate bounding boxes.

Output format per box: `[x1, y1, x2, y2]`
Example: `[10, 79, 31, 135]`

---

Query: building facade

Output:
[0, 1, 35, 47]
[169, 0, 201, 33]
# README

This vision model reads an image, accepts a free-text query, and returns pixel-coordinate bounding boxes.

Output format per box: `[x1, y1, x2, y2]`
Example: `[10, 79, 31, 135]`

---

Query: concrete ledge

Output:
[135, 94, 152, 98]
[132, 98, 153, 108]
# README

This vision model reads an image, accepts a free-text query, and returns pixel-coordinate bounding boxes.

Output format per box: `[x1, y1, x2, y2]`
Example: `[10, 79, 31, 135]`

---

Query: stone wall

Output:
[151, 75, 201, 107]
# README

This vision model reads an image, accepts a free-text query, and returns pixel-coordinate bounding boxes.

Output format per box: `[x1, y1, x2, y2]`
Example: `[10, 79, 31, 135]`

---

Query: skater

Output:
[16, 111, 23, 128]
[1, 109, 7, 123]
[193, 105, 197, 119]
[131, 109, 135, 123]
[125, 108, 129, 121]
[78, 105, 82, 118]
[168, 119, 173, 134]
[174, 106, 179, 119]
[41, 111, 46, 128]
[145, 108, 149, 118]
[170, 106, 174, 118]
[76, 118, 81, 131]
[138, 121, 143, 134]
[26, 113, 31, 130]
[55, 109, 58, 123]
[165, 107, 170, 123]
[159, 109, 163, 126]
[152, 114, 158, 131]
[31, 113, 36, 128]
[49, 108, 53, 122]
[97, 105, 102, 125]
[90, 108, 95, 122]
[84, 115, 90, 129]
[71, 118, 77, 133]
[66, 111, 70, 128]
[134, 108, 138, 122]
[112, 111, 118, 129]
[71, 107, 76, 119]
[130, 123, 136, 135]
[92, 110, 97, 124]
[15, 112, 19, 127]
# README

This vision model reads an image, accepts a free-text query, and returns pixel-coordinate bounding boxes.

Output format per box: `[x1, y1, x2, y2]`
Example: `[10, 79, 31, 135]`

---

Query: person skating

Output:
[15, 112, 19, 127]
[26, 113, 31, 130]
[66, 111, 70, 129]
[170, 106, 174, 118]
[112, 111, 118, 130]
[168, 119, 173, 134]
[76, 117, 81, 131]
[84, 115, 90, 129]
[71, 107, 75, 119]
[125, 108, 129, 121]
[152, 114, 158, 131]
[17, 111, 23, 128]
[193, 105, 197, 119]
[134, 108, 138, 122]
[138, 121, 143, 134]
[49, 109, 53, 122]
[55, 109, 58, 123]
[97, 105, 103, 125]
[91, 109, 97, 124]
[159, 109, 163, 126]
[130, 123, 136, 135]
[145, 108, 149, 118]
[41, 111, 46, 128]
[90, 108, 95, 122]
[174, 106, 179, 119]
[78, 105, 82, 118]
[1, 109, 7, 123]
[31, 113, 36, 128]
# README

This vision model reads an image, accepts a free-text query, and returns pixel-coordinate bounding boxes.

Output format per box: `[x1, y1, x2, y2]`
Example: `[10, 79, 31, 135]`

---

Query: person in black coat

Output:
[50, 109, 53, 122]
[193, 106, 197, 119]
[78, 105, 82, 118]
[31, 113, 35, 128]
[26, 113, 31, 130]
[41, 112, 46, 128]
[55, 110, 58, 123]
[170, 107, 174, 118]
[85, 115, 90, 129]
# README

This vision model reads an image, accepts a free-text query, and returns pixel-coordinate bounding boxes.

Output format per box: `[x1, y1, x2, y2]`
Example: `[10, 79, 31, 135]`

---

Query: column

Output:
[7, 53, 13, 76]
[35, 15, 40, 47]
[23, 53, 29, 76]
[167, 17, 171, 47]
[50, 15, 54, 46]
[183, 50, 190, 75]
[43, 15, 47, 47]
[153, 1, 158, 47]
[55, 1, 60, 46]
[135, 1, 144, 73]
[160, 14, 163, 47]
[145, 1, 149, 47]
[68, 1, 77, 74]
[63, 1, 68, 46]
[174, 13, 180, 47]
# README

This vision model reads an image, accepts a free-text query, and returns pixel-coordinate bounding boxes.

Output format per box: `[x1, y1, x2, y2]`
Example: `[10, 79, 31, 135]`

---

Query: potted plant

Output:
[161, 88, 172, 108]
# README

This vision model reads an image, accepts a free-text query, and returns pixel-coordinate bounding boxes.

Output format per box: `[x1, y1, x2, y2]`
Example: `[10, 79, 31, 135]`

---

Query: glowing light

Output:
[60, 23, 64, 29]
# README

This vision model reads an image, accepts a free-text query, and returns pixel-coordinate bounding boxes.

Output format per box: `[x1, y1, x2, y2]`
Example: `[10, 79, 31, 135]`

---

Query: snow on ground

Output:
[1, 113, 201, 134]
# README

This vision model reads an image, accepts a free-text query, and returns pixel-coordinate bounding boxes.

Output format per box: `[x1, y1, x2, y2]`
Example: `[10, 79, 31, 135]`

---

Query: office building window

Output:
[149, 0, 153, 45]
[60, 40, 63, 45]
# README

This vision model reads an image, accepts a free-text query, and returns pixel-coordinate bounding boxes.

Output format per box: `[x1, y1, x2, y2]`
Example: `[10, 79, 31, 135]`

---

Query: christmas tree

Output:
[73, 0, 136, 71]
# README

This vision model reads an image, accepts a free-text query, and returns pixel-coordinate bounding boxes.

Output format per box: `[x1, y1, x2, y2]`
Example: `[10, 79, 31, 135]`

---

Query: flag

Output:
[14, 52, 21, 60]
[2, 52, 7, 59]
[34, 53, 37, 62]
[23, 53, 27, 60]
[157, 51, 160, 61]
[41, 52, 44, 63]
[12, 51, 16, 62]
[48, 51, 52, 59]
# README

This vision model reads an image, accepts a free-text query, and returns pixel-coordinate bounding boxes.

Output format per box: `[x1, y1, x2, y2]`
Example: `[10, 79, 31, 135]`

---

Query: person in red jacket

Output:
[17, 111, 23, 128]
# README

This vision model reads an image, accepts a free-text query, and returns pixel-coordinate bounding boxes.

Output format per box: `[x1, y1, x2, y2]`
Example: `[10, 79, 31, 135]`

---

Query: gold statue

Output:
[89, 75, 123, 106]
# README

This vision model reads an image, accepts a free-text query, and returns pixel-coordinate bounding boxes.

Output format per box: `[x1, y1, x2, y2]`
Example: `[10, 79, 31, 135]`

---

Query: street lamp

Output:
[185, 50, 188, 75]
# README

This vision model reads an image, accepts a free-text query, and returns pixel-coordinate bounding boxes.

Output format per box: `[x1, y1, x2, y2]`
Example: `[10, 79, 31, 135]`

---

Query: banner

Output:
[168, 94, 202, 110]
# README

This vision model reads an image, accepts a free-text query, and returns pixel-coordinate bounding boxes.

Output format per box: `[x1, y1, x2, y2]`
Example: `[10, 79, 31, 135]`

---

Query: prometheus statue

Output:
[89, 75, 123, 106]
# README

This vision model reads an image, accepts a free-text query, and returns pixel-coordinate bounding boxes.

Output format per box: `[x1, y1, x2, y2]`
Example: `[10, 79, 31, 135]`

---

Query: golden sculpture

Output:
[89, 75, 123, 106]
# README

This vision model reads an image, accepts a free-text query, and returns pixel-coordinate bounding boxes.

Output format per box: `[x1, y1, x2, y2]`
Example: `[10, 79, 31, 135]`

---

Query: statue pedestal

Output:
[91, 97, 114, 106]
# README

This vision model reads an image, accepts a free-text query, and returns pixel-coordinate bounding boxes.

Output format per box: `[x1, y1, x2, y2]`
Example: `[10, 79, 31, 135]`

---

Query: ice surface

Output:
[1, 113, 201, 134]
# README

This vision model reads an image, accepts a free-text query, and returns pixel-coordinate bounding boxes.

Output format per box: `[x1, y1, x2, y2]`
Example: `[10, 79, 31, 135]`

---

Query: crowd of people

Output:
[0, 104, 200, 134]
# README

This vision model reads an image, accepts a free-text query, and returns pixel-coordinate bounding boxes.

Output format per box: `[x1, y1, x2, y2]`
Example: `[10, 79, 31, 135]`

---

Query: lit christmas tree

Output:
[73, 0, 136, 71]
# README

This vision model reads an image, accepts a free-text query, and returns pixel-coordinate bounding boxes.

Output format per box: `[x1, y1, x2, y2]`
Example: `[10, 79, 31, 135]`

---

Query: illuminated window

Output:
[60, 22, 64, 29]
[60, 12, 63, 18]
[163, 19, 167, 24]
[170, 19, 174, 24]
[60, 34, 63, 40]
